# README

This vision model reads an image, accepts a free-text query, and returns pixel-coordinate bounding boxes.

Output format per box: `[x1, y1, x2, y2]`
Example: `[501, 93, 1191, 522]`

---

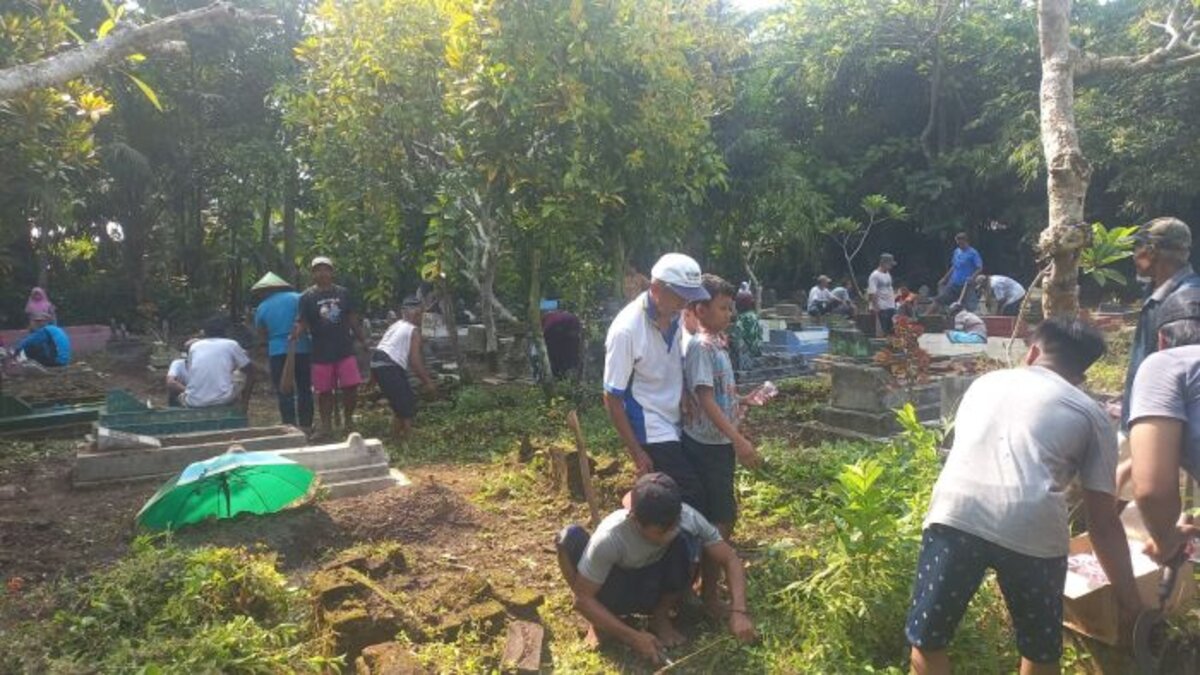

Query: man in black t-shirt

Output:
[292, 256, 368, 439]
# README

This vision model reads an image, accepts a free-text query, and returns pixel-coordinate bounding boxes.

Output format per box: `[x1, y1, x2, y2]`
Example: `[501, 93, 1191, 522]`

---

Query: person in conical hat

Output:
[251, 271, 314, 430]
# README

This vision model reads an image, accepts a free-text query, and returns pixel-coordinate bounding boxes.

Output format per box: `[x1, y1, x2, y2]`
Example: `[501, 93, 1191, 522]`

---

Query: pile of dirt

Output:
[176, 482, 481, 570]
[5, 365, 107, 405]
[324, 481, 479, 543]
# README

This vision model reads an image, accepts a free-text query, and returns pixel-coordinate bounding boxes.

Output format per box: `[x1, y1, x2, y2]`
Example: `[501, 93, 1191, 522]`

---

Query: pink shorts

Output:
[311, 356, 363, 394]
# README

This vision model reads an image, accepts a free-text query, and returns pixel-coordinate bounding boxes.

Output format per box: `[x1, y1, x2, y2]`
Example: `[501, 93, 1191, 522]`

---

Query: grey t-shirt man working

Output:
[907, 319, 1141, 673]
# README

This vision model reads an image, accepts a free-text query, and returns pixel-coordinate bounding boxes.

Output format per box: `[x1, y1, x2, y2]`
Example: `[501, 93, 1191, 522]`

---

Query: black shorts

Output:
[681, 433, 736, 526]
[371, 352, 417, 419]
[906, 524, 1068, 664]
[644, 440, 706, 515]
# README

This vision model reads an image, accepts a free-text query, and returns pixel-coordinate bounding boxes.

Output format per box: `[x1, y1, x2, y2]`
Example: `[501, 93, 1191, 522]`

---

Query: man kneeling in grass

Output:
[556, 473, 756, 666]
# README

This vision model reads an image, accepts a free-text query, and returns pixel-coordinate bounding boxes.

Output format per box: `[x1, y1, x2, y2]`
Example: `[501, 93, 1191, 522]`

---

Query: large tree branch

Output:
[1074, 0, 1200, 78]
[0, 2, 266, 99]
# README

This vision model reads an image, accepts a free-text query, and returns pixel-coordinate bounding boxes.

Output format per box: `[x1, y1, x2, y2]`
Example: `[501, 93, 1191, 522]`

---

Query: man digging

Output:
[556, 473, 756, 666]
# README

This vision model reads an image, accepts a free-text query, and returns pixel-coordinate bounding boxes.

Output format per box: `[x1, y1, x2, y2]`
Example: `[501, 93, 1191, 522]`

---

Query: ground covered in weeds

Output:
[2, 349, 1200, 672]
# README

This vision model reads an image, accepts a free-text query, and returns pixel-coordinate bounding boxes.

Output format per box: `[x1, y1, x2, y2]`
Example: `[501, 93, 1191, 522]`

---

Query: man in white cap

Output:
[603, 253, 709, 511]
[253, 271, 313, 430]
[292, 256, 368, 440]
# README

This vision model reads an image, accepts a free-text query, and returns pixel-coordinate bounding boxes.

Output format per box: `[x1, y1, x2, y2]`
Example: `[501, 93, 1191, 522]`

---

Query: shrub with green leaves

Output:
[2, 537, 334, 674]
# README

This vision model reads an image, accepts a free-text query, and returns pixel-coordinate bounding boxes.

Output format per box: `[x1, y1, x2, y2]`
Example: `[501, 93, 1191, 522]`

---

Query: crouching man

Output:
[556, 473, 756, 666]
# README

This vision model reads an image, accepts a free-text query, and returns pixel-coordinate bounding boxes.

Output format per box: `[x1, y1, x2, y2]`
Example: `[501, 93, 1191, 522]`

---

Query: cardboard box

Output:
[1063, 526, 1195, 645]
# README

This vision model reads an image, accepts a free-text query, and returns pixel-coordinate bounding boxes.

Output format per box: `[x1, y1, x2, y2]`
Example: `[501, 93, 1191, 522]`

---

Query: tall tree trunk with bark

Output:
[260, 192, 272, 274]
[526, 247, 553, 392]
[282, 168, 298, 285]
[1037, 0, 1090, 319]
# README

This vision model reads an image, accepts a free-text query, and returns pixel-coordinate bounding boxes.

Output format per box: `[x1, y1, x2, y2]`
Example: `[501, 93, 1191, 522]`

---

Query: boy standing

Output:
[370, 297, 436, 440]
[683, 274, 763, 538]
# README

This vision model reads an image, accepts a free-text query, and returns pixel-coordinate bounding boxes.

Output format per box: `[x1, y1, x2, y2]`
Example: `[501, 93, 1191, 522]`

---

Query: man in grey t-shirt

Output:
[908, 319, 1142, 673]
[555, 473, 756, 665]
[1129, 288, 1200, 565]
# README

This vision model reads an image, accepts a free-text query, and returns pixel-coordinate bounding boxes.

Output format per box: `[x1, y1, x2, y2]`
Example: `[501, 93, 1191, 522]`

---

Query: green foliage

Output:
[2, 537, 334, 674]
[1081, 222, 1139, 288]
[821, 194, 907, 289]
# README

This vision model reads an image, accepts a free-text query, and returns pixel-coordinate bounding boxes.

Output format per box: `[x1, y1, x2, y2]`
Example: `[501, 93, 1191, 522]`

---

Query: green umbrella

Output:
[137, 451, 316, 531]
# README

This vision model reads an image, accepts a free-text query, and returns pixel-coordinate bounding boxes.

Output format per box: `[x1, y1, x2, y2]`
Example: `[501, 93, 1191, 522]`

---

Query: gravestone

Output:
[804, 361, 942, 440]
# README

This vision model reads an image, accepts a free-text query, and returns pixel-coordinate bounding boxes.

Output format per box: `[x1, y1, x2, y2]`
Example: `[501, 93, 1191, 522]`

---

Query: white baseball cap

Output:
[650, 253, 709, 303]
[310, 256, 334, 270]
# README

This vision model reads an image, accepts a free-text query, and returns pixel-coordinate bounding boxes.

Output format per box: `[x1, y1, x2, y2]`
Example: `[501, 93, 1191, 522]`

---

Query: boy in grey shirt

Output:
[556, 473, 756, 666]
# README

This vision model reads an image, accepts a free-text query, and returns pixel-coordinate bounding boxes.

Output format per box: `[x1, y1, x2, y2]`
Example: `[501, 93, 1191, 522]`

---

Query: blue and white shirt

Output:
[603, 292, 683, 445]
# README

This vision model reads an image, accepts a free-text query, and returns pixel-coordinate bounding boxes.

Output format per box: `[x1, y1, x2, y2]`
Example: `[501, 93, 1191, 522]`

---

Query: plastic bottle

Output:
[746, 380, 778, 406]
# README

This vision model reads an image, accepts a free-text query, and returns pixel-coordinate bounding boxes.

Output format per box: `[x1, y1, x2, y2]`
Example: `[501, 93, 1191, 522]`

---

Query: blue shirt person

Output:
[251, 272, 314, 429]
[936, 232, 983, 311]
[15, 313, 71, 367]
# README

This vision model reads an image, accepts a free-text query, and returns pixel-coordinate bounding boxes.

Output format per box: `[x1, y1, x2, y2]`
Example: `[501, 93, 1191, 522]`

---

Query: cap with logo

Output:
[1135, 217, 1192, 252]
[310, 256, 335, 270]
[650, 253, 709, 303]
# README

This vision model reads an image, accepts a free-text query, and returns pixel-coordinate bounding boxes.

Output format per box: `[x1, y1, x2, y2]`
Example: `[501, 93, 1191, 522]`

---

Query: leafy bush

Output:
[2, 537, 334, 674]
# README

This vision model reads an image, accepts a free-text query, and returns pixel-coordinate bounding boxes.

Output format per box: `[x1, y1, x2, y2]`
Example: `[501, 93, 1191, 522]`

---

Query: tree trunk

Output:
[527, 247, 553, 392]
[920, 25, 944, 163]
[437, 278, 463, 372]
[612, 230, 626, 300]
[0, 2, 262, 100]
[260, 192, 272, 274]
[479, 229, 499, 365]
[743, 256, 762, 311]
[1037, 0, 1091, 318]
[282, 167, 298, 285]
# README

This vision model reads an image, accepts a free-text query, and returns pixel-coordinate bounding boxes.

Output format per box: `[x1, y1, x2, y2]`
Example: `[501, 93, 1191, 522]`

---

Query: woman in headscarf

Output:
[24, 287, 56, 324]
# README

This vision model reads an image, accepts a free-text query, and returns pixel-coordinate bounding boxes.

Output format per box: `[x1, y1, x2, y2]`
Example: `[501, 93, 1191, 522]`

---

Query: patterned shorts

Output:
[906, 524, 1068, 664]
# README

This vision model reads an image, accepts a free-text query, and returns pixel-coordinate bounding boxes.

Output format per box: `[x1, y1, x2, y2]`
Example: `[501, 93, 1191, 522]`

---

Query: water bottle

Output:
[746, 380, 778, 406]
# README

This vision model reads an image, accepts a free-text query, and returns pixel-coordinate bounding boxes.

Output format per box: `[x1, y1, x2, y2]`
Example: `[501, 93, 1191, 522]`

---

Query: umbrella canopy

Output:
[137, 451, 315, 531]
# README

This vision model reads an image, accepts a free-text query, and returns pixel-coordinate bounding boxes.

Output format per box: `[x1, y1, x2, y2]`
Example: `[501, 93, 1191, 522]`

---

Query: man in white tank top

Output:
[370, 297, 437, 439]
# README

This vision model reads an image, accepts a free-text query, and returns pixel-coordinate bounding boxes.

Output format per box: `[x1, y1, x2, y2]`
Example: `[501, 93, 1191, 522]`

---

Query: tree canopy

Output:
[1, 0, 1197, 332]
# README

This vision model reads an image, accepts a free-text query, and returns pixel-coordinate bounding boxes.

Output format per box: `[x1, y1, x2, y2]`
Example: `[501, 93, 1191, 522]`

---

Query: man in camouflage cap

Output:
[1122, 217, 1199, 430]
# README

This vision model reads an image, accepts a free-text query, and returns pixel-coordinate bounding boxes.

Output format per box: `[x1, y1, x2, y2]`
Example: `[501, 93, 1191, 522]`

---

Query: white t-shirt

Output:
[183, 338, 251, 408]
[373, 319, 415, 370]
[867, 270, 896, 310]
[576, 504, 722, 584]
[988, 275, 1026, 306]
[926, 366, 1117, 558]
[807, 285, 834, 312]
[954, 310, 987, 338]
[604, 292, 684, 445]
[167, 358, 188, 384]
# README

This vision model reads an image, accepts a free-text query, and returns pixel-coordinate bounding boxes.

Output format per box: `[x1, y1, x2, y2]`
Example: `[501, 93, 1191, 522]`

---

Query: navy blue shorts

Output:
[906, 524, 1067, 664]
[557, 524, 695, 616]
